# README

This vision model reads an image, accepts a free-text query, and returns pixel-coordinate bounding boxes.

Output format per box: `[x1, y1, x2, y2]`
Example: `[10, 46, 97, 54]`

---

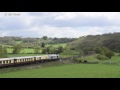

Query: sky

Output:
[0, 12, 120, 38]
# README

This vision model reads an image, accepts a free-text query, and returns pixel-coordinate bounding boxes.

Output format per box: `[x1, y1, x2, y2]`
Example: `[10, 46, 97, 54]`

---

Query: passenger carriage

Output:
[14, 56, 35, 65]
[0, 58, 15, 67]
[0, 54, 59, 68]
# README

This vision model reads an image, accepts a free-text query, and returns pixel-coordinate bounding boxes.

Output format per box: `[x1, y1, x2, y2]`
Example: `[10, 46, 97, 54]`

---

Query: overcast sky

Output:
[0, 12, 120, 38]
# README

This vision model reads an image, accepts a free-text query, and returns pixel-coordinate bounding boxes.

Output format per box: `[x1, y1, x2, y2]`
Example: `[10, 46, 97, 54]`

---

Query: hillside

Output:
[67, 32, 120, 53]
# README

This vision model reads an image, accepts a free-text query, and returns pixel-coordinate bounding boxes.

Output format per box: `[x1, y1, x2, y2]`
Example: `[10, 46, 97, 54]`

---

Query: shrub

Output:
[96, 54, 109, 60]
[76, 58, 83, 63]
[105, 51, 114, 59]
[84, 60, 87, 63]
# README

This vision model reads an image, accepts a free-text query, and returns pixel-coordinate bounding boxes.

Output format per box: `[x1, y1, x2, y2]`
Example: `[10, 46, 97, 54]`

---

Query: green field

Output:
[16, 41, 22, 44]
[46, 43, 66, 48]
[20, 48, 36, 53]
[7, 48, 35, 54]
[0, 64, 120, 78]
[6, 43, 66, 54]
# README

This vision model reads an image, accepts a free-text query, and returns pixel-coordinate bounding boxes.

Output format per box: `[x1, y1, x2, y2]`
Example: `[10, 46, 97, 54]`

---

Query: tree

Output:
[46, 47, 50, 54]
[42, 47, 51, 54]
[34, 46, 40, 54]
[49, 47, 55, 54]
[55, 46, 64, 54]
[0, 47, 8, 58]
[12, 44, 22, 54]
[43, 36, 48, 40]
[42, 48, 47, 54]
[41, 42, 45, 48]
[105, 49, 114, 59]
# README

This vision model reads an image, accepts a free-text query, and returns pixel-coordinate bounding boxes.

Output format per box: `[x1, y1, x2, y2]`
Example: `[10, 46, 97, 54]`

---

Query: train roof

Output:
[14, 56, 35, 59]
[0, 58, 14, 61]
[34, 56, 42, 57]
[48, 54, 59, 56]
[0, 54, 59, 61]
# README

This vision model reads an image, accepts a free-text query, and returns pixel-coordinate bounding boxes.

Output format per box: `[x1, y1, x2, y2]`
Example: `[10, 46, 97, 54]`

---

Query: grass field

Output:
[16, 41, 22, 44]
[6, 43, 66, 54]
[0, 64, 120, 78]
[46, 43, 66, 48]
[7, 48, 36, 54]
[20, 48, 36, 53]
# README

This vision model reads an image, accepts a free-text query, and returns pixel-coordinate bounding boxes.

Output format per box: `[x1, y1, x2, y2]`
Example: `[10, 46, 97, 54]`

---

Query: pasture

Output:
[0, 64, 120, 78]
[46, 43, 66, 48]
[6, 43, 66, 54]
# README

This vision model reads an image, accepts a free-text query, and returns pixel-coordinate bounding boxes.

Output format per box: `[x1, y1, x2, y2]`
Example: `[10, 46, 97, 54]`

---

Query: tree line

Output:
[0, 36, 76, 48]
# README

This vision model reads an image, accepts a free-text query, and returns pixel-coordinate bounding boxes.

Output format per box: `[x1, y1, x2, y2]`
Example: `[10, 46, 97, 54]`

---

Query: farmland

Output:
[46, 43, 66, 48]
[6, 43, 66, 54]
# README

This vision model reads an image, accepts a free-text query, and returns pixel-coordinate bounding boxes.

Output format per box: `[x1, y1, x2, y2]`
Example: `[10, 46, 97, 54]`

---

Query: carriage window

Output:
[6, 60, 8, 64]
[9, 60, 11, 63]
[3, 61, 5, 64]
[0, 61, 1, 64]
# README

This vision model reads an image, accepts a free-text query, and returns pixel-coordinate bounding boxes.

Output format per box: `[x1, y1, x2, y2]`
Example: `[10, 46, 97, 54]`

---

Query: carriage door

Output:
[0, 61, 1, 65]
[14, 59, 17, 64]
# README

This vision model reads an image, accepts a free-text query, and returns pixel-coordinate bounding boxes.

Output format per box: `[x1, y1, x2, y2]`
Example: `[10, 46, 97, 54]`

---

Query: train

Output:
[0, 54, 59, 68]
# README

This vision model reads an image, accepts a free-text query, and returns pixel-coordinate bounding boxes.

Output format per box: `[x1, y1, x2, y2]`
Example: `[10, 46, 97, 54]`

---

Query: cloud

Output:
[1, 25, 120, 38]
[27, 12, 120, 27]
[54, 12, 77, 20]
[0, 30, 9, 37]
[0, 12, 120, 37]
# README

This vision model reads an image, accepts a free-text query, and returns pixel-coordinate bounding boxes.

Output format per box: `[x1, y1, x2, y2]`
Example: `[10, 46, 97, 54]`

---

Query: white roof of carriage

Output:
[0, 58, 14, 61]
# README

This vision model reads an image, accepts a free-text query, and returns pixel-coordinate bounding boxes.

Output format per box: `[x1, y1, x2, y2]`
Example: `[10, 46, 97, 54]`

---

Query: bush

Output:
[118, 54, 120, 56]
[76, 58, 83, 63]
[96, 54, 109, 60]
[105, 51, 114, 59]
[95, 47, 114, 59]
[84, 60, 87, 63]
